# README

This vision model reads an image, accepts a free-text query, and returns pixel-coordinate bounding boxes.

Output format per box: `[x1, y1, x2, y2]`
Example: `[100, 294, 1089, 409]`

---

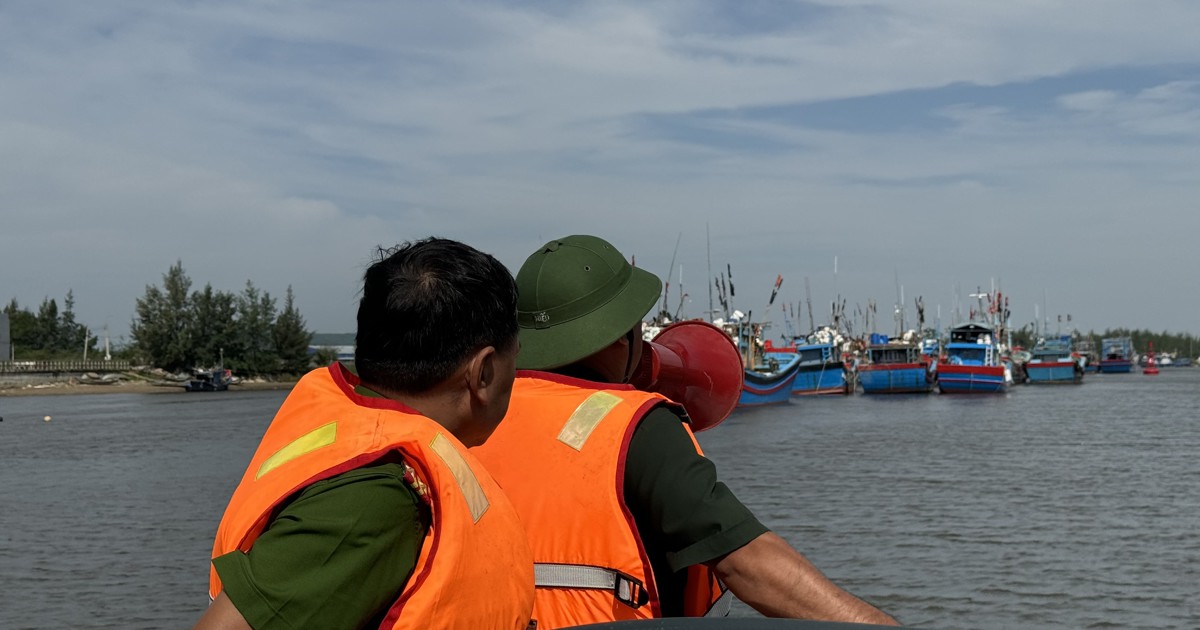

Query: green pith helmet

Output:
[515, 235, 661, 370]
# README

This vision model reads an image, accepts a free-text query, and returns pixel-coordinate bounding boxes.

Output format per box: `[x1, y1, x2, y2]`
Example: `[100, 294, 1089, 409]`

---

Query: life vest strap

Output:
[533, 563, 648, 609]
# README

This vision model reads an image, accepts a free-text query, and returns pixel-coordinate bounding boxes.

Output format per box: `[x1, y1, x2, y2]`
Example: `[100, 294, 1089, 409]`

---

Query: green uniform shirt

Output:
[624, 406, 768, 616]
[213, 376, 431, 629]
[212, 462, 429, 629]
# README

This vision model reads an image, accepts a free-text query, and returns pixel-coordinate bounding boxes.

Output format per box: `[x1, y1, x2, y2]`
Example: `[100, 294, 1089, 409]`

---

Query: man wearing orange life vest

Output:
[472, 235, 898, 628]
[195, 238, 534, 630]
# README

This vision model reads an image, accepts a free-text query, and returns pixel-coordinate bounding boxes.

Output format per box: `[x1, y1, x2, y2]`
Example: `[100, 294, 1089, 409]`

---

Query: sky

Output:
[3, 1, 1200, 346]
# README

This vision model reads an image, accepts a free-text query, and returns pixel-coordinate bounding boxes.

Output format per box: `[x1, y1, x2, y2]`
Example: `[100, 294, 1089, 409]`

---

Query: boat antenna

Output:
[833, 255, 838, 303]
[672, 264, 688, 320]
[659, 231, 682, 323]
[706, 223, 714, 320]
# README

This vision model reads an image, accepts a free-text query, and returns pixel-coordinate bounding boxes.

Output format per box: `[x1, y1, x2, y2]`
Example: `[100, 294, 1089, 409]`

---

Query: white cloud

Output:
[3, 1, 1200, 335]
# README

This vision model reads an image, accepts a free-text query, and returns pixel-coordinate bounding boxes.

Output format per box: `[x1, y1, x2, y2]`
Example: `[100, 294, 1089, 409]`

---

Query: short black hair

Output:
[354, 237, 518, 393]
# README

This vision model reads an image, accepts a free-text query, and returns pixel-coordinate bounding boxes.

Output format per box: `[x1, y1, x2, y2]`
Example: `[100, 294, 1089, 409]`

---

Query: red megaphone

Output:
[630, 320, 743, 432]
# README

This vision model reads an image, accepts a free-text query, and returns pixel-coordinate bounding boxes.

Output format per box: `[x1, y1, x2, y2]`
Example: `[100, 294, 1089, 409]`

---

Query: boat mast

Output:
[660, 232, 682, 323]
[706, 223, 713, 321]
[804, 277, 814, 335]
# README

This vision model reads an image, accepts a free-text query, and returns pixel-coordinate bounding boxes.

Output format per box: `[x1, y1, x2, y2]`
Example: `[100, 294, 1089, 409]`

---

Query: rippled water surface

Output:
[2, 370, 1198, 629]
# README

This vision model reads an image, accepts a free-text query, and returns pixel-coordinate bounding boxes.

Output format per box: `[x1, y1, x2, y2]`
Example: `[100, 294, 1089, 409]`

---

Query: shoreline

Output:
[0, 379, 297, 397]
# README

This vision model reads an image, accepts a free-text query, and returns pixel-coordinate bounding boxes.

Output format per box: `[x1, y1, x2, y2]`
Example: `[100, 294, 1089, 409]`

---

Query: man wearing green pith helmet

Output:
[472, 235, 898, 628]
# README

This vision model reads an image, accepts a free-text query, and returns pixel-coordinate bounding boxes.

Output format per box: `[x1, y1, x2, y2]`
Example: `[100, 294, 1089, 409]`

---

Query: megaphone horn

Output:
[631, 321, 743, 432]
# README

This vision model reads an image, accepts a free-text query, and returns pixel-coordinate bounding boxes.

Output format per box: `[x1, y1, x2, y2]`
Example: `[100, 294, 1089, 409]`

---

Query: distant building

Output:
[307, 344, 356, 363]
[307, 332, 355, 364]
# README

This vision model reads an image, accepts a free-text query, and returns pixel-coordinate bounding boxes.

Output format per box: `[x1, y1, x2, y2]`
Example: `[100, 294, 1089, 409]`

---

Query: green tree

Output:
[230, 280, 278, 375]
[3, 293, 95, 358]
[35, 297, 60, 350]
[130, 261, 195, 371]
[4, 299, 38, 356]
[273, 286, 313, 375]
[189, 284, 239, 368]
[58, 290, 94, 354]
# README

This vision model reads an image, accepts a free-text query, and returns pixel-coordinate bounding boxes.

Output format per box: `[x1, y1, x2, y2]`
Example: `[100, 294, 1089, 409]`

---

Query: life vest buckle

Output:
[614, 573, 649, 609]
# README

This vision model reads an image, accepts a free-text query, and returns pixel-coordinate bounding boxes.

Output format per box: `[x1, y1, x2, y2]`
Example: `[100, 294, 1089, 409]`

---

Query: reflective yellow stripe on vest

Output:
[429, 432, 490, 522]
[557, 391, 623, 451]
[256, 422, 338, 479]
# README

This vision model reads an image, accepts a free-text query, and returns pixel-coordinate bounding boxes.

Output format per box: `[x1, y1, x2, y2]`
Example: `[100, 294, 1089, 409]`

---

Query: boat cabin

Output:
[1030, 335, 1073, 362]
[791, 341, 840, 366]
[868, 344, 923, 366]
[945, 323, 1000, 366]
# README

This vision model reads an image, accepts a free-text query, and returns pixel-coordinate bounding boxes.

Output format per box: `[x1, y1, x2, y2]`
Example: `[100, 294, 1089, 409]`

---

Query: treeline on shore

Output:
[4, 261, 321, 375]
[1007, 326, 1200, 358]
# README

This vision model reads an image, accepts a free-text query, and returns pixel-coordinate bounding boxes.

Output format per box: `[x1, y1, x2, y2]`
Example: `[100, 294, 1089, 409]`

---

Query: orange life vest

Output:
[209, 363, 534, 630]
[472, 371, 727, 629]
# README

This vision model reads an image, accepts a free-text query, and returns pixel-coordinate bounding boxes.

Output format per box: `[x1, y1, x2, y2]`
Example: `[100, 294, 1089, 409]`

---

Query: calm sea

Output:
[2, 369, 1198, 629]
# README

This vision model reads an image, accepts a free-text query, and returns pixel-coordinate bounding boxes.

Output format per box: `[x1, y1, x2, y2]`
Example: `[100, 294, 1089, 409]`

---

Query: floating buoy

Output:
[43, 415, 52, 422]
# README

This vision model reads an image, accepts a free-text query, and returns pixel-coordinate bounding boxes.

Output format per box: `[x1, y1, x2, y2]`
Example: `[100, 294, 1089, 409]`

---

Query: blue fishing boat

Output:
[715, 315, 800, 406]
[858, 334, 936, 394]
[1024, 335, 1084, 384]
[766, 326, 852, 396]
[938, 322, 1012, 393]
[739, 350, 801, 406]
[1099, 337, 1135, 373]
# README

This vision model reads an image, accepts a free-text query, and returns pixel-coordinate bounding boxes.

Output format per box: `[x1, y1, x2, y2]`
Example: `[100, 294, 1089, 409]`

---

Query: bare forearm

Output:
[712, 531, 899, 625]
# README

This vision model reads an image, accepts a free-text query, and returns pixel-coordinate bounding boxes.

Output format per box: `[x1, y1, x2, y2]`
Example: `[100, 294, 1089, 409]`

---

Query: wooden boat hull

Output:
[1025, 361, 1083, 383]
[936, 364, 1008, 393]
[1098, 359, 1133, 373]
[791, 361, 850, 396]
[738, 354, 801, 406]
[859, 363, 934, 394]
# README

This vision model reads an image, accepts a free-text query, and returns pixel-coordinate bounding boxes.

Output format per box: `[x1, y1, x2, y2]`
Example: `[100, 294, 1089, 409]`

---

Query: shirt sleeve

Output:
[212, 461, 428, 630]
[623, 407, 768, 572]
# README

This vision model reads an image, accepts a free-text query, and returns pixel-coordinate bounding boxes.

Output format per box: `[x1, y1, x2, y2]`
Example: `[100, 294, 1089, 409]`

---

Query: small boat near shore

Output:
[184, 368, 232, 392]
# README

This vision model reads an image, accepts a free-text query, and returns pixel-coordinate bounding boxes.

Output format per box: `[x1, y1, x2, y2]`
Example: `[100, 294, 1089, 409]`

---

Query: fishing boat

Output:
[1024, 335, 1084, 384]
[719, 316, 800, 406]
[938, 322, 1012, 393]
[765, 326, 853, 396]
[184, 368, 231, 392]
[739, 349, 801, 405]
[1073, 336, 1100, 373]
[857, 333, 936, 394]
[1099, 337, 1135, 373]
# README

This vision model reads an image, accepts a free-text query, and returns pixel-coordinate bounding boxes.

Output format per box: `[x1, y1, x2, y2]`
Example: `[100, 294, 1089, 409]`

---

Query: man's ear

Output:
[465, 345, 498, 401]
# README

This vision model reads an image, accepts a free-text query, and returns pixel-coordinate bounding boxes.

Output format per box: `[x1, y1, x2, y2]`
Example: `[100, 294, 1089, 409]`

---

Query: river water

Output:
[1, 369, 1198, 629]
